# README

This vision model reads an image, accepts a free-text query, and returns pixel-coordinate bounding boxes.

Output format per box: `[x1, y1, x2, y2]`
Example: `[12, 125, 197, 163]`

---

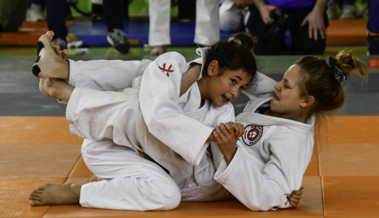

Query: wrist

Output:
[223, 147, 237, 165]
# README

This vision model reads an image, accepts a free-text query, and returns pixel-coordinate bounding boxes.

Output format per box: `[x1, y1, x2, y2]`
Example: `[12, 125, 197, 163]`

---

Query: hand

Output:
[256, 2, 276, 25]
[213, 122, 244, 164]
[287, 187, 304, 208]
[300, 9, 325, 40]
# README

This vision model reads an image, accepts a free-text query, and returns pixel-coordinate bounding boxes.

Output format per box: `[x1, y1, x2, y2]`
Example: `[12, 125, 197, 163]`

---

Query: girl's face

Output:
[207, 68, 252, 107]
[270, 64, 307, 119]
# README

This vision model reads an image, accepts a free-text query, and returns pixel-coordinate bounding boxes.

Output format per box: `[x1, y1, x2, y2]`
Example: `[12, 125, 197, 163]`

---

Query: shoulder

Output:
[156, 52, 186, 62]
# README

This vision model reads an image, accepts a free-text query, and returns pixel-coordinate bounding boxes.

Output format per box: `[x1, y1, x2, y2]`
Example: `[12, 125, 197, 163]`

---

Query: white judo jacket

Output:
[212, 73, 315, 211]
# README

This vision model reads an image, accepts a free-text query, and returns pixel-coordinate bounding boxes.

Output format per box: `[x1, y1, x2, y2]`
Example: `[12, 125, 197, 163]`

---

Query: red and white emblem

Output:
[158, 63, 174, 77]
[242, 125, 263, 146]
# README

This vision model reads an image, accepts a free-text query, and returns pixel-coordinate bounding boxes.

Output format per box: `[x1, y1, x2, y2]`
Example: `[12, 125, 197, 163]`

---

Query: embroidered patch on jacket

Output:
[158, 63, 174, 77]
[242, 125, 263, 146]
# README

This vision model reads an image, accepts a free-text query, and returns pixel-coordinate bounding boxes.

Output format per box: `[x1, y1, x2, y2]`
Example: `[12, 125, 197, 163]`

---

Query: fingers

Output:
[214, 124, 229, 143]
[288, 187, 304, 208]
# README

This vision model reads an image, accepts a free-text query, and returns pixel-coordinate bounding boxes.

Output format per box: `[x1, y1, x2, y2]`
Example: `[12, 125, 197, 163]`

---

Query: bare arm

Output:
[180, 64, 201, 96]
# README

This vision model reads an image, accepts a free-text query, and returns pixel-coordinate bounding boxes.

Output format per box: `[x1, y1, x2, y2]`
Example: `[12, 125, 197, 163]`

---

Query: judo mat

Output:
[1, 116, 379, 217]
[0, 19, 368, 47]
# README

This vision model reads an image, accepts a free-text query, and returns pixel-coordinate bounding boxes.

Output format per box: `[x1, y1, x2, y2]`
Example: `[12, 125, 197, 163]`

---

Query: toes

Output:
[32, 64, 41, 77]
[36, 41, 44, 57]
[30, 200, 42, 206]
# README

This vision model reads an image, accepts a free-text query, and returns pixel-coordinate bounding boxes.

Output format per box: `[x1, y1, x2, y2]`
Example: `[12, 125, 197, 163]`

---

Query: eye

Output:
[284, 84, 290, 89]
[240, 86, 246, 90]
[231, 79, 237, 84]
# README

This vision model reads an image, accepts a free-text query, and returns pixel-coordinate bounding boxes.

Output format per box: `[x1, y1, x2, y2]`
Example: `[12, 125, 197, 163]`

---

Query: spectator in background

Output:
[0, 0, 29, 34]
[219, 0, 329, 55]
[148, 0, 220, 56]
[368, 0, 379, 55]
[46, 0, 131, 53]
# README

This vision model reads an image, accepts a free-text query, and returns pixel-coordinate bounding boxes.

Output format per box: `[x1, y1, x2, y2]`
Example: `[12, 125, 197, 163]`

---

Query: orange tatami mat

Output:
[0, 177, 66, 218]
[323, 176, 379, 217]
[1, 115, 379, 217]
[44, 177, 323, 218]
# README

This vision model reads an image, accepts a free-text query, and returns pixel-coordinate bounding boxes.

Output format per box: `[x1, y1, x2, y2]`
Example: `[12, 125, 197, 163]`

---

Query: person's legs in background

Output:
[46, 0, 68, 50]
[0, 0, 29, 34]
[245, 4, 286, 55]
[103, 0, 130, 53]
[194, 0, 220, 46]
[368, 0, 379, 55]
[219, 0, 245, 32]
[288, 5, 329, 55]
[148, 0, 171, 56]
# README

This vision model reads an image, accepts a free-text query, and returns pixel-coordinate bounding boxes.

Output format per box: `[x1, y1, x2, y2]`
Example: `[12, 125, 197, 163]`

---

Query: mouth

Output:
[222, 95, 230, 103]
[273, 93, 279, 101]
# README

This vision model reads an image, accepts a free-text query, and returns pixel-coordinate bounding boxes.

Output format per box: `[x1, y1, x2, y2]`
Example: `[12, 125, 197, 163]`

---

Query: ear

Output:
[300, 96, 314, 108]
[207, 60, 219, 76]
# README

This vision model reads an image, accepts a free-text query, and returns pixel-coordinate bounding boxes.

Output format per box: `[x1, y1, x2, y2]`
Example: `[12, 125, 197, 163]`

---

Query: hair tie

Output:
[329, 57, 347, 82]
[228, 37, 242, 45]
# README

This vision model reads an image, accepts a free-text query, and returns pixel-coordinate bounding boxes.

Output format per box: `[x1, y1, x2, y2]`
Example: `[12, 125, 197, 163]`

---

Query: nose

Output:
[274, 83, 281, 91]
[230, 86, 240, 99]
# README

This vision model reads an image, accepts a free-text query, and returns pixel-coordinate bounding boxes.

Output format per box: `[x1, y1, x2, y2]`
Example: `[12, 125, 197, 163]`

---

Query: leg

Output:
[0, 0, 29, 32]
[45, 0, 68, 49]
[194, 0, 220, 46]
[219, 0, 244, 32]
[29, 183, 81, 206]
[103, 0, 130, 53]
[289, 5, 329, 55]
[148, 0, 171, 55]
[246, 5, 285, 55]
[368, 0, 379, 55]
[82, 140, 181, 210]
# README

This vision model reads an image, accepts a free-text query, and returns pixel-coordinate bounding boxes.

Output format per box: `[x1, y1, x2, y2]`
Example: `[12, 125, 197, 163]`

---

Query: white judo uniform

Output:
[65, 48, 234, 210]
[148, 0, 220, 46]
[212, 73, 315, 211]
[62, 48, 315, 212]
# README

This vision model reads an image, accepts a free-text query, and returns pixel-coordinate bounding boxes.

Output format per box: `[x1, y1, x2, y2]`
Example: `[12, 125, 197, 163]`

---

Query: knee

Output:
[159, 185, 181, 210]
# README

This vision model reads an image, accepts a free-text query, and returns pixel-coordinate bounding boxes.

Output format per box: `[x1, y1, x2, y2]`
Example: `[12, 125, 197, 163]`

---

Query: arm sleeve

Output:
[67, 59, 152, 91]
[214, 133, 309, 211]
[139, 52, 214, 166]
[242, 72, 277, 101]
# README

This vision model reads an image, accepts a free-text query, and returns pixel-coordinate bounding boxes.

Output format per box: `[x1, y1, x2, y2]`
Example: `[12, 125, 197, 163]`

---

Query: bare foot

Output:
[39, 77, 74, 102]
[29, 183, 81, 206]
[32, 31, 69, 79]
[150, 45, 167, 56]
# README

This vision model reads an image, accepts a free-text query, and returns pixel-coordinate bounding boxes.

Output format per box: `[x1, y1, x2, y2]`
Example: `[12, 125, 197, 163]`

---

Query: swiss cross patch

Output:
[242, 125, 263, 146]
[158, 63, 174, 77]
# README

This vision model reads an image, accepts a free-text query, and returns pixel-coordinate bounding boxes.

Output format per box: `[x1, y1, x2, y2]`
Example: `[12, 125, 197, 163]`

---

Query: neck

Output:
[265, 110, 310, 123]
[197, 76, 209, 102]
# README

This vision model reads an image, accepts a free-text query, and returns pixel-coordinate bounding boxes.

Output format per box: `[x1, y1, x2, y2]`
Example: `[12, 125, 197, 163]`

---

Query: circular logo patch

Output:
[242, 125, 263, 146]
